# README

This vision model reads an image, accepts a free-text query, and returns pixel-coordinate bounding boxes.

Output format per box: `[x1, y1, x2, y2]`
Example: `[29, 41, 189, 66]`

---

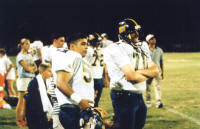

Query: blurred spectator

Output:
[4, 54, 17, 98]
[146, 34, 164, 108]
[24, 63, 54, 129]
[16, 38, 37, 126]
[0, 48, 12, 109]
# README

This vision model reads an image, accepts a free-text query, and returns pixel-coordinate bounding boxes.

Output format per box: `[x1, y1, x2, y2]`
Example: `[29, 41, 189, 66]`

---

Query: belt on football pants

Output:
[111, 90, 142, 96]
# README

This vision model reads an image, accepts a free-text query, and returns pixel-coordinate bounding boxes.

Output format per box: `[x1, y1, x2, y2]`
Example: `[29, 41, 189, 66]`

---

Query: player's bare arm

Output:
[20, 60, 36, 73]
[160, 60, 164, 80]
[6, 63, 13, 76]
[56, 71, 93, 110]
[137, 61, 159, 78]
[121, 64, 149, 82]
[56, 71, 74, 97]
[104, 65, 110, 88]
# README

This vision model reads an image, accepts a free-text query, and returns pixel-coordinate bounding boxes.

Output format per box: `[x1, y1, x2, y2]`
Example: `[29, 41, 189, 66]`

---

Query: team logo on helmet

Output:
[118, 18, 141, 44]
[119, 25, 127, 34]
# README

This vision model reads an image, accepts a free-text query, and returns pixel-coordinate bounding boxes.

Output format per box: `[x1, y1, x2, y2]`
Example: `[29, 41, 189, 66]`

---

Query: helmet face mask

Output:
[88, 33, 102, 47]
[80, 108, 104, 129]
[118, 18, 141, 44]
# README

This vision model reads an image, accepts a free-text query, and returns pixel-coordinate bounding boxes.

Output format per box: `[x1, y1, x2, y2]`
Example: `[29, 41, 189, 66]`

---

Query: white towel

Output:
[36, 74, 53, 114]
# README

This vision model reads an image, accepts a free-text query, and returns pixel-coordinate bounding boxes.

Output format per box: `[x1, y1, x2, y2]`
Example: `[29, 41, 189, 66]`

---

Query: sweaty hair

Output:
[0, 48, 6, 55]
[51, 33, 65, 41]
[17, 38, 30, 49]
[39, 63, 51, 74]
[67, 33, 87, 44]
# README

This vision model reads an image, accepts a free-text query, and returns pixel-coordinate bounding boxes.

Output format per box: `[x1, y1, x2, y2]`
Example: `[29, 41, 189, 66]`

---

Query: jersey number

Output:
[133, 52, 147, 70]
[91, 53, 104, 67]
[83, 62, 92, 83]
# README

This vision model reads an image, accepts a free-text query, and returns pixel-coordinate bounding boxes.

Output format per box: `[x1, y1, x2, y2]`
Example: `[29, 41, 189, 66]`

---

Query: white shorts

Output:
[6, 68, 16, 80]
[16, 78, 32, 92]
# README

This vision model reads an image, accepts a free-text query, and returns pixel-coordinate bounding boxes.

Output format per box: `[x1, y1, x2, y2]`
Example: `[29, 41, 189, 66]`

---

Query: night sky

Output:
[0, 0, 200, 54]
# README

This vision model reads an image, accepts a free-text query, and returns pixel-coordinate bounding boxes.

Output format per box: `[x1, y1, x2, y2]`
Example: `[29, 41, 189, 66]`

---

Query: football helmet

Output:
[118, 18, 141, 44]
[80, 107, 104, 129]
[88, 33, 102, 47]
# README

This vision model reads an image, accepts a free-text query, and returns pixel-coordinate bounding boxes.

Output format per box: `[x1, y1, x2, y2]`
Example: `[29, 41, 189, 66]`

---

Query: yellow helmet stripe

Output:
[126, 18, 139, 26]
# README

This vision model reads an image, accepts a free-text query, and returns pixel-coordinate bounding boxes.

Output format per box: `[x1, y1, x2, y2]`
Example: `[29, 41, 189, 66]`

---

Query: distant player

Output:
[52, 33, 94, 129]
[84, 33, 105, 107]
[41, 33, 66, 64]
[40, 34, 67, 129]
[104, 18, 159, 129]
[29, 40, 43, 68]
[100, 33, 113, 48]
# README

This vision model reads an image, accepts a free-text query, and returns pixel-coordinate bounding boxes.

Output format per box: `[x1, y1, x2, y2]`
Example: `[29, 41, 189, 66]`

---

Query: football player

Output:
[100, 33, 113, 48]
[29, 40, 43, 67]
[103, 18, 159, 129]
[41, 33, 66, 64]
[40, 33, 67, 129]
[84, 33, 105, 107]
[52, 33, 94, 129]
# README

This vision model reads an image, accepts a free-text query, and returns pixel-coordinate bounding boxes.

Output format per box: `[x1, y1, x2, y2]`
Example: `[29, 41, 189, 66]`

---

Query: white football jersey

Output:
[52, 50, 94, 106]
[101, 39, 113, 48]
[63, 42, 68, 50]
[29, 41, 43, 61]
[41, 45, 68, 63]
[84, 47, 104, 79]
[103, 41, 151, 93]
[41, 46, 51, 63]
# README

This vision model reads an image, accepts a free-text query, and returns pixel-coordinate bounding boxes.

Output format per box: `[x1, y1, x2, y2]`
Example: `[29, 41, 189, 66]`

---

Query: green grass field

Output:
[0, 52, 200, 129]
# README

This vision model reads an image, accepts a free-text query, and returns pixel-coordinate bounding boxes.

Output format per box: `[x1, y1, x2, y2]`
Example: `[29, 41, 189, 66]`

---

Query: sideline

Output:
[167, 108, 200, 126]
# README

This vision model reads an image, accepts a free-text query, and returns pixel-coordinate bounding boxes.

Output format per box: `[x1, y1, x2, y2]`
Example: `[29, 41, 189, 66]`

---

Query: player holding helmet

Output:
[52, 33, 94, 129]
[103, 18, 159, 129]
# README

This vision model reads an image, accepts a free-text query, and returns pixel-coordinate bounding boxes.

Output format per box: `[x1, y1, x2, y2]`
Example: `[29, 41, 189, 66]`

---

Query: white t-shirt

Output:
[4, 55, 15, 79]
[52, 50, 94, 106]
[103, 41, 151, 93]
[16, 53, 35, 78]
[101, 39, 113, 48]
[84, 47, 104, 79]
[30, 41, 43, 61]
[0, 55, 11, 75]
[63, 42, 68, 50]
